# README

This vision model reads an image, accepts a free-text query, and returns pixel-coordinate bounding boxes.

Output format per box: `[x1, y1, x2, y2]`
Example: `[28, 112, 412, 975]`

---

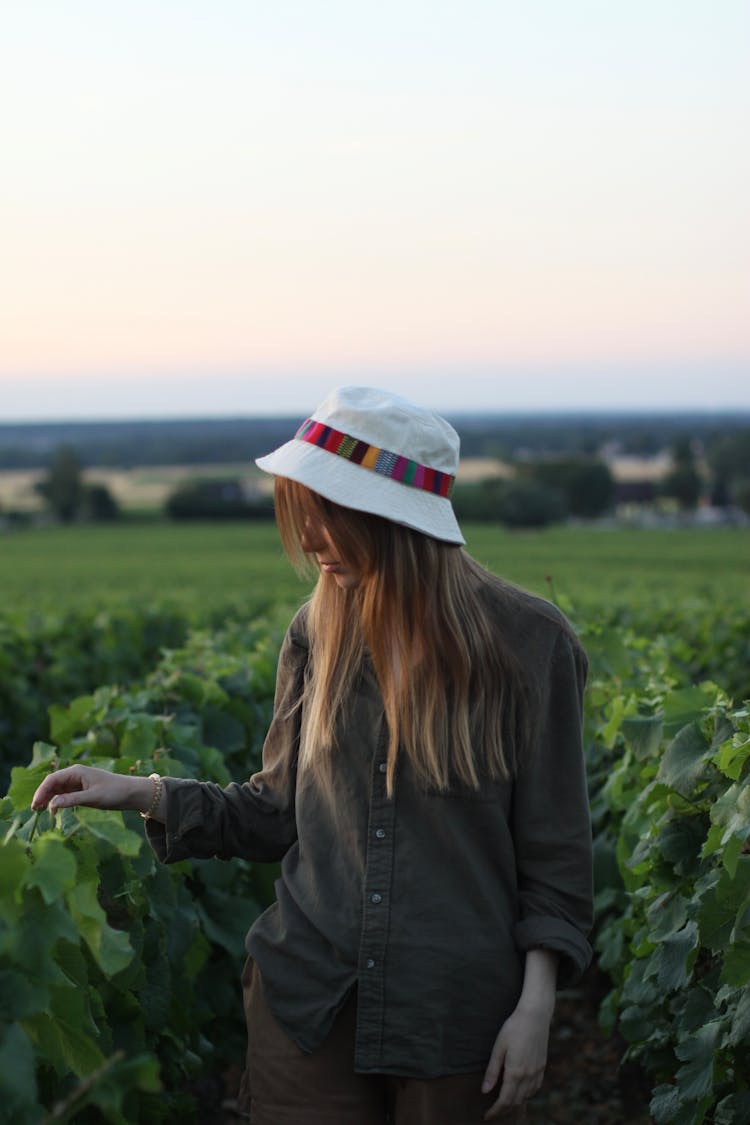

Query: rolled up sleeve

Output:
[512, 628, 593, 986]
[146, 616, 308, 865]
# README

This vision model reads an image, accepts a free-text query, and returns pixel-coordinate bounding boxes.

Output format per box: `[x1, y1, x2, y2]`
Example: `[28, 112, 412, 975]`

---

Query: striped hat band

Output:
[295, 418, 455, 498]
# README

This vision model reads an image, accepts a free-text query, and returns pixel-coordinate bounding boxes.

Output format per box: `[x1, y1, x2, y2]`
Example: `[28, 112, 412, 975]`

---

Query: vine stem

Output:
[27, 809, 42, 844]
[43, 1050, 125, 1122]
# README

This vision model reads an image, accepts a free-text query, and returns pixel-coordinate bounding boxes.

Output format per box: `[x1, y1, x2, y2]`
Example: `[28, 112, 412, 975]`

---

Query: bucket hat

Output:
[255, 386, 465, 544]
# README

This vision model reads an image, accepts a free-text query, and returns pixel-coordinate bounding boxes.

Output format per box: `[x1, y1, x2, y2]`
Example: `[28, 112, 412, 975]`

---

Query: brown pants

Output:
[238, 959, 522, 1125]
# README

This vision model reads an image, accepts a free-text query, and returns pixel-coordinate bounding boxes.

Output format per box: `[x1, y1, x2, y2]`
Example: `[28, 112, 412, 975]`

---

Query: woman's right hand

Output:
[32, 765, 162, 819]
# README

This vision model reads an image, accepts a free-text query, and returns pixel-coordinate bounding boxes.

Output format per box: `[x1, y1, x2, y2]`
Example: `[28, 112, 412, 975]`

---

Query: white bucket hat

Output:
[255, 386, 465, 545]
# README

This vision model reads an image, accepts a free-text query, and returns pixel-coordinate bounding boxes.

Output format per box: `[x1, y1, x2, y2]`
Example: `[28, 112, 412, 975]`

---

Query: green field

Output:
[2, 518, 750, 1120]
[1, 520, 748, 618]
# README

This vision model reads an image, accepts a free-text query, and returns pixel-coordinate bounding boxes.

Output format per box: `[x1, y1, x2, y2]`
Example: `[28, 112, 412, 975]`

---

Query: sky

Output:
[1, 1, 748, 420]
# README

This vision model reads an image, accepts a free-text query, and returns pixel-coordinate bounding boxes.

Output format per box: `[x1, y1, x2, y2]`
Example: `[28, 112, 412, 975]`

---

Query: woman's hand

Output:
[31, 765, 163, 819]
[481, 1003, 551, 1118]
[481, 947, 558, 1119]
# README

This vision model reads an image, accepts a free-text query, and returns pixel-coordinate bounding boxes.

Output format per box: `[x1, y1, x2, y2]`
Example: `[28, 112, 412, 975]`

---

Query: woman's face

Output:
[299, 518, 362, 589]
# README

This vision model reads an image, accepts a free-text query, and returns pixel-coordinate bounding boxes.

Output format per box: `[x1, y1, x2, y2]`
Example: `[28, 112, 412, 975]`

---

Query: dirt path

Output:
[526, 967, 653, 1124]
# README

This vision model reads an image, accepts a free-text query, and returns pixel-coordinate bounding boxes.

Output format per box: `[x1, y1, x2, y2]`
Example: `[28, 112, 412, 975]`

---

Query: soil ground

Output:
[524, 966, 653, 1124]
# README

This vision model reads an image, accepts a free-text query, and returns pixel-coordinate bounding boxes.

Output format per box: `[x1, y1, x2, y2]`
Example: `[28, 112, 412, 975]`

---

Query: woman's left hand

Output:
[480, 1003, 551, 1119]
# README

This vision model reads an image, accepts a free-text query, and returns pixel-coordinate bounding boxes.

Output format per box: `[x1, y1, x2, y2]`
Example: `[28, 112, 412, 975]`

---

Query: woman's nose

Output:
[299, 519, 325, 553]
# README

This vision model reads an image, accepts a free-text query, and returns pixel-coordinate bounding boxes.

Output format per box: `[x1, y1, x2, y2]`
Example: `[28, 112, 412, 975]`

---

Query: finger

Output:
[488, 1070, 521, 1118]
[32, 767, 85, 810]
[50, 774, 101, 813]
[497, 1072, 541, 1118]
[484, 1090, 520, 1121]
[48, 790, 88, 814]
[481, 1041, 507, 1094]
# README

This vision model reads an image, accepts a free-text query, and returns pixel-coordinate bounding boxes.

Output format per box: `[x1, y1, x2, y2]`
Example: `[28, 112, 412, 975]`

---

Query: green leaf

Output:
[75, 807, 144, 857]
[0, 836, 28, 903]
[674, 1020, 720, 1101]
[650, 1083, 683, 1124]
[727, 985, 750, 1046]
[49, 694, 97, 744]
[176, 672, 206, 705]
[22, 1005, 106, 1079]
[657, 722, 711, 797]
[721, 940, 750, 987]
[646, 892, 689, 940]
[715, 1093, 750, 1125]
[197, 743, 232, 783]
[203, 706, 246, 755]
[82, 1052, 162, 1117]
[4, 895, 80, 973]
[619, 1003, 656, 1045]
[593, 833, 623, 897]
[674, 984, 716, 1034]
[662, 685, 714, 731]
[701, 822, 724, 858]
[716, 733, 750, 781]
[66, 881, 134, 977]
[0, 1023, 38, 1115]
[139, 930, 172, 1032]
[194, 886, 259, 955]
[723, 834, 743, 879]
[621, 714, 663, 760]
[710, 780, 750, 864]
[0, 968, 49, 1019]
[119, 714, 160, 758]
[30, 740, 59, 767]
[621, 958, 657, 1006]
[657, 817, 704, 874]
[7, 763, 50, 812]
[22, 835, 78, 904]
[699, 891, 735, 953]
[655, 920, 700, 991]
[55, 938, 91, 990]
[601, 695, 626, 749]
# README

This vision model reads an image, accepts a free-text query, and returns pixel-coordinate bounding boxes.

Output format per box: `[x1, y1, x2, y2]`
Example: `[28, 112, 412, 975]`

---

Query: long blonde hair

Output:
[274, 478, 533, 797]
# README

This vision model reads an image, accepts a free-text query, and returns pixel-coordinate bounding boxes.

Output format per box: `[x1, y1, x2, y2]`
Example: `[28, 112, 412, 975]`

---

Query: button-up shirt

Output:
[146, 584, 593, 1078]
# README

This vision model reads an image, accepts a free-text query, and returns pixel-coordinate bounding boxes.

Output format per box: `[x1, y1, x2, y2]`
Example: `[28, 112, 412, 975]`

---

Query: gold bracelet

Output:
[140, 772, 163, 820]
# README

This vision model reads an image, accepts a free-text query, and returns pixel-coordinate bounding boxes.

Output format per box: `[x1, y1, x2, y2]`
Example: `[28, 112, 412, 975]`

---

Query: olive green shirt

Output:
[146, 585, 593, 1078]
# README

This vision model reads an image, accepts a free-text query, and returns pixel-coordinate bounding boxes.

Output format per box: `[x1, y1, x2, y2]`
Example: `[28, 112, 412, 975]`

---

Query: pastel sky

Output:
[1, 1, 748, 419]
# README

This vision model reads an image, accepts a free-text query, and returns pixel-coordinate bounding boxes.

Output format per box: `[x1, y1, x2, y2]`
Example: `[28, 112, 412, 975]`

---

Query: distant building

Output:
[607, 453, 671, 511]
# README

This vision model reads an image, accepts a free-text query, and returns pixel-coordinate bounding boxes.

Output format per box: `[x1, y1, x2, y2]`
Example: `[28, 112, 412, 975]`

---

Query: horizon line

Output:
[3, 405, 750, 427]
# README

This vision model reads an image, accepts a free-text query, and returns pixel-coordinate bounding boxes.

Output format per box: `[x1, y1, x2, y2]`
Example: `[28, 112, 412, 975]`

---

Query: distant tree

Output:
[165, 479, 273, 520]
[661, 466, 702, 509]
[710, 474, 731, 508]
[734, 480, 750, 517]
[496, 479, 567, 529]
[35, 445, 85, 522]
[708, 429, 750, 506]
[523, 457, 615, 518]
[451, 476, 567, 527]
[660, 436, 702, 510]
[451, 480, 507, 522]
[83, 483, 120, 521]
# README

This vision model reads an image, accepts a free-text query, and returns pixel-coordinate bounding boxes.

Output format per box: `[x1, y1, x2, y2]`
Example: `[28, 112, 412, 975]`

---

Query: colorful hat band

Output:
[295, 419, 455, 498]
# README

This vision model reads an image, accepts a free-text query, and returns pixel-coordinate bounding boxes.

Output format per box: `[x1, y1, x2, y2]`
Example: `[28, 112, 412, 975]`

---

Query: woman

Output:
[33, 386, 593, 1124]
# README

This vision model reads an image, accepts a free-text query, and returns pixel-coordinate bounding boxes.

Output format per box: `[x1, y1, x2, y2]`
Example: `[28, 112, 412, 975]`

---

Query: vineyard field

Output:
[1, 519, 750, 1122]
[1, 521, 748, 617]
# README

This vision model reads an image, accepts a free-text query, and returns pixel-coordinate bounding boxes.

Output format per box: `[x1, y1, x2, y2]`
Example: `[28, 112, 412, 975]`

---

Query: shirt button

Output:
[366, 958, 376, 969]
[375, 828, 386, 840]
[378, 762, 387, 773]
[371, 893, 382, 904]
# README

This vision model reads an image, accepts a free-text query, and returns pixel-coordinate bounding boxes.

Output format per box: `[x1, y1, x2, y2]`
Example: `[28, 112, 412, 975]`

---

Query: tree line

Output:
[2, 412, 750, 469]
[8, 428, 750, 527]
